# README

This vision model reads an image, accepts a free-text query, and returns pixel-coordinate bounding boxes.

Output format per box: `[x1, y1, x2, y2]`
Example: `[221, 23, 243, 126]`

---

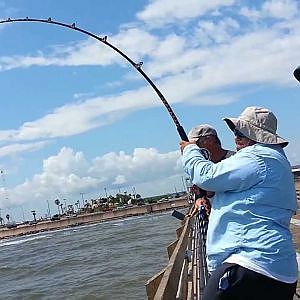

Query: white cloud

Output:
[89, 147, 181, 185]
[112, 27, 158, 59]
[0, 141, 49, 158]
[3, 142, 299, 212]
[195, 18, 240, 45]
[73, 92, 94, 100]
[136, 0, 235, 27]
[240, 0, 298, 21]
[239, 7, 262, 21]
[0, 39, 118, 71]
[263, 0, 298, 19]
[43, 147, 89, 176]
[0, 76, 238, 145]
[4, 147, 182, 209]
[151, 34, 185, 60]
[0, 27, 159, 71]
[147, 18, 300, 85]
[113, 175, 127, 185]
[0, 85, 158, 143]
[0, 16, 299, 145]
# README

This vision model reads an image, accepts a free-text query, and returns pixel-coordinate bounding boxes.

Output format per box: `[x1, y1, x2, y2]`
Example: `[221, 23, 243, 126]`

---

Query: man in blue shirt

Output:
[186, 124, 235, 217]
[180, 107, 298, 300]
[187, 124, 235, 163]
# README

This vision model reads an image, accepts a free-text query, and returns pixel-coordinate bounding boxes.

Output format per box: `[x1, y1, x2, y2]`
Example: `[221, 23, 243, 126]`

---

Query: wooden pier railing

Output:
[145, 211, 206, 300]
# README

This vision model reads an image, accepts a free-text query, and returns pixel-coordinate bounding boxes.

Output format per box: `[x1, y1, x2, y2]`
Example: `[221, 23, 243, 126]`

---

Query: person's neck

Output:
[211, 148, 227, 163]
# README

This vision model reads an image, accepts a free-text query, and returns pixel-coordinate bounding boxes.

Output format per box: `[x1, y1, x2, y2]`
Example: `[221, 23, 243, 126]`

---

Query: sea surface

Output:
[0, 210, 186, 300]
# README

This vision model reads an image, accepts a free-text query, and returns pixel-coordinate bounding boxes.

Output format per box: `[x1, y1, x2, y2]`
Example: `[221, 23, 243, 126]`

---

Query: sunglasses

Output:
[234, 129, 246, 138]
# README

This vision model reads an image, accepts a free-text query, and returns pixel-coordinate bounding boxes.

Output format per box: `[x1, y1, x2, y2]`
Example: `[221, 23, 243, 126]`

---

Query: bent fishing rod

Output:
[0, 17, 189, 141]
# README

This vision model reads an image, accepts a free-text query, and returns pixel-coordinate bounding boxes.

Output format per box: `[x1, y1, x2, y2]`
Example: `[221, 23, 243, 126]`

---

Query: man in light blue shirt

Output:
[180, 107, 298, 300]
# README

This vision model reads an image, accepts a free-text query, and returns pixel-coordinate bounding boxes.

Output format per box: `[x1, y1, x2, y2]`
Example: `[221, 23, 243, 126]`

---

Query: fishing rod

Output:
[0, 17, 189, 141]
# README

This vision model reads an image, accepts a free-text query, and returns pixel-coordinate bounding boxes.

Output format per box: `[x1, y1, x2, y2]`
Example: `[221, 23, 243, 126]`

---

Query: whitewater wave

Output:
[0, 234, 49, 247]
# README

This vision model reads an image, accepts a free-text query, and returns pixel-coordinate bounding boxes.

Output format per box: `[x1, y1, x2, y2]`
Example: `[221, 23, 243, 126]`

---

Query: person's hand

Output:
[197, 197, 211, 215]
[180, 141, 195, 153]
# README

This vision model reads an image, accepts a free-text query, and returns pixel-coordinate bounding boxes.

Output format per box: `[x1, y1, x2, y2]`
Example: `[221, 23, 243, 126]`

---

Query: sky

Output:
[0, 0, 299, 221]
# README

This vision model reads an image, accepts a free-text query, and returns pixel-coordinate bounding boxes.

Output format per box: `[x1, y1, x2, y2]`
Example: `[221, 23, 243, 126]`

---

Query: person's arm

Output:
[187, 205, 198, 218]
[182, 144, 266, 193]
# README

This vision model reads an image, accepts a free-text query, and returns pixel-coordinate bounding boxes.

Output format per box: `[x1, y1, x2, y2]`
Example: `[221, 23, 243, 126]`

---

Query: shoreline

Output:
[0, 197, 189, 240]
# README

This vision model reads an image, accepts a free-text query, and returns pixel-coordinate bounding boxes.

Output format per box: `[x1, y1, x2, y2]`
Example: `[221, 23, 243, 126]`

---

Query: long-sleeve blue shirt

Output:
[182, 143, 298, 283]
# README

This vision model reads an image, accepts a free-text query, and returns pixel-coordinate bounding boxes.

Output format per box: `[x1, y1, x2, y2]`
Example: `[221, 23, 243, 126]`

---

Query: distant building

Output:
[292, 165, 300, 180]
[292, 165, 300, 201]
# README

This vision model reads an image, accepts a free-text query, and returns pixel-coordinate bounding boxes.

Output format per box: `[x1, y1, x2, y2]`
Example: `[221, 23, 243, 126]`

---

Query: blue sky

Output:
[0, 0, 299, 221]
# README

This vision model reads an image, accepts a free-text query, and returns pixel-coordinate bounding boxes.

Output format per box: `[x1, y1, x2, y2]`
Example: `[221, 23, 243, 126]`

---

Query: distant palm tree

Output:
[31, 210, 37, 223]
[54, 199, 60, 215]
[75, 200, 80, 211]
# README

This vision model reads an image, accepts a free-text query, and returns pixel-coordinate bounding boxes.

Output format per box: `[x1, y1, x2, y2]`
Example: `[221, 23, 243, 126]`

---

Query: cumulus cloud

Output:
[4, 147, 182, 209]
[43, 147, 89, 176]
[90, 147, 181, 184]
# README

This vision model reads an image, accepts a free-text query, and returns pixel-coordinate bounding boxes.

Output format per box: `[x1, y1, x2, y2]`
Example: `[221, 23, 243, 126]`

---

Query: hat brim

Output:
[223, 117, 288, 148]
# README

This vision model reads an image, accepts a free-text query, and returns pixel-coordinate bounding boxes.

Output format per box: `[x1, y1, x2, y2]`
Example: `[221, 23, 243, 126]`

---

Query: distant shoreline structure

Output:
[0, 197, 189, 240]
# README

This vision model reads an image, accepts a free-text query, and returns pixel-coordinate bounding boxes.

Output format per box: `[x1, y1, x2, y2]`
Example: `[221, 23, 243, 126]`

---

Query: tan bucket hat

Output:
[223, 106, 288, 147]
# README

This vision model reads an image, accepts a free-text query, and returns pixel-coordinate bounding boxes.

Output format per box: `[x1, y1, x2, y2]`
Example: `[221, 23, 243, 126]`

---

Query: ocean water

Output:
[0, 210, 186, 300]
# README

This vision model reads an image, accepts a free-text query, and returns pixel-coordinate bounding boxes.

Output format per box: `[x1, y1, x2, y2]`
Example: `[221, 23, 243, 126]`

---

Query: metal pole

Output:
[132, 186, 136, 199]
[80, 192, 84, 206]
[174, 185, 178, 194]
[46, 200, 51, 218]
[20, 206, 25, 221]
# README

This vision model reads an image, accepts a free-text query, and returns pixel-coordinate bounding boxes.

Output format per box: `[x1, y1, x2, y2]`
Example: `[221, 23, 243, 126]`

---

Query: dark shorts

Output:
[203, 263, 297, 300]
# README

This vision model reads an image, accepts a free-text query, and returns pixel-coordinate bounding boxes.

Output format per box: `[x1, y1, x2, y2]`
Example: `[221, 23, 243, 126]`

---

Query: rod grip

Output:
[177, 125, 189, 141]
